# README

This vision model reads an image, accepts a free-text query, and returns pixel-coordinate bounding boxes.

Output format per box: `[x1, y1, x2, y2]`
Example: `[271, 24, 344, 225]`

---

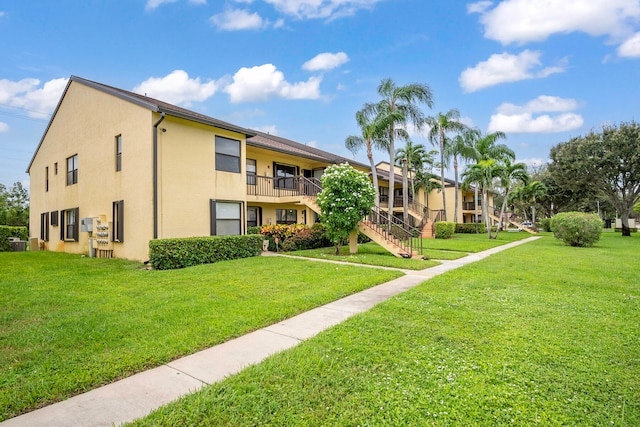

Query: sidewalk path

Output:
[2, 236, 540, 427]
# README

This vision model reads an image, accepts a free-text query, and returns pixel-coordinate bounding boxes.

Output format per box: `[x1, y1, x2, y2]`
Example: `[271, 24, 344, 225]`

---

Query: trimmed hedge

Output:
[455, 223, 486, 234]
[550, 212, 602, 247]
[434, 221, 456, 239]
[538, 218, 552, 232]
[247, 226, 262, 235]
[149, 235, 263, 270]
[0, 226, 29, 252]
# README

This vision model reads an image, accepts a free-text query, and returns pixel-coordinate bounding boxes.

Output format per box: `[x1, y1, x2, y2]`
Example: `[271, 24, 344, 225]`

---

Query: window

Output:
[274, 163, 297, 189]
[54, 162, 58, 175]
[40, 212, 49, 241]
[51, 210, 59, 226]
[247, 206, 261, 228]
[115, 135, 122, 171]
[215, 136, 240, 173]
[66, 155, 78, 185]
[112, 200, 124, 242]
[246, 158, 256, 185]
[210, 200, 242, 235]
[45, 166, 49, 192]
[60, 207, 79, 241]
[276, 209, 297, 225]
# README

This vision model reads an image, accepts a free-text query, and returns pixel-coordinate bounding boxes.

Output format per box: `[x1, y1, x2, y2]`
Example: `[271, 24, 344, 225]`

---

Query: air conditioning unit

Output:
[80, 217, 94, 232]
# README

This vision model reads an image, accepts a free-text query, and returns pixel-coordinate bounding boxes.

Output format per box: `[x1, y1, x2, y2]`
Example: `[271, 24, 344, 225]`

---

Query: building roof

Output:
[27, 76, 256, 173]
[247, 130, 369, 169]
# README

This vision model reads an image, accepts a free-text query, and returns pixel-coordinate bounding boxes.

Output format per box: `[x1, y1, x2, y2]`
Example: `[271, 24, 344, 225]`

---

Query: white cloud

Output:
[302, 52, 349, 71]
[210, 8, 265, 31]
[488, 96, 584, 134]
[497, 95, 580, 115]
[459, 50, 566, 92]
[133, 70, 219, 106]
[225, 64, 322, 103]
[519, 157, 548, 169]
[0, 77, 68, 118]
[0, 122, 8, 132]
[145, 0, 178, 11]
[253, 124, 279, 134]
[306, 140, 318, 148]
[262, 0, 382, 20]
[470, 0, 640, 45]
[618, 32, 640, 57]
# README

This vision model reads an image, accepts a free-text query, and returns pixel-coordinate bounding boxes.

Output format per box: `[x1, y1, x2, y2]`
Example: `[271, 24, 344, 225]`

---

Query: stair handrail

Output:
[298, 176, 323, 197]
[362, 206, 423, 257]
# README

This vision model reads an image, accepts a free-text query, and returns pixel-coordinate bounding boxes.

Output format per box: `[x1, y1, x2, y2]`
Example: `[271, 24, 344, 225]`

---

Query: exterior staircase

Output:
[407, 200, 443, 239]
[297, 177, 423, 258]
[488, 212, 537, 234]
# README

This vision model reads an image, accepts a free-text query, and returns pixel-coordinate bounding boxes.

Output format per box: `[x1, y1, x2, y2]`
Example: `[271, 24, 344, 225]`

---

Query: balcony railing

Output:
[247, 175, 322, 197]
[463, 201, 483, 211]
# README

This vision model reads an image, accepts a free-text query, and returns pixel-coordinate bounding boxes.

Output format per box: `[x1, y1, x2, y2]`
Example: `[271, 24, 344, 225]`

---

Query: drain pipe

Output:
[153, 113, 165, 239]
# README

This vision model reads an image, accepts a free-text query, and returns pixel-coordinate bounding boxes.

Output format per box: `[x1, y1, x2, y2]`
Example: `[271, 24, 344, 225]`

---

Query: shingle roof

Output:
[247, 130, 369, 169]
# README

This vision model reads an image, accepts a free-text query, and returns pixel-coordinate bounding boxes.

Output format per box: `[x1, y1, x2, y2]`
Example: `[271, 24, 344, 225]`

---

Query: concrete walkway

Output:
[2, 236, 540, 427]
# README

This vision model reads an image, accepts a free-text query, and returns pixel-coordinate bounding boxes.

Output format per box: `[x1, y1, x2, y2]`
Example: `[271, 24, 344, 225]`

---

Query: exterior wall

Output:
[29, 82, 154, 261]
[157, 116, 248, 238]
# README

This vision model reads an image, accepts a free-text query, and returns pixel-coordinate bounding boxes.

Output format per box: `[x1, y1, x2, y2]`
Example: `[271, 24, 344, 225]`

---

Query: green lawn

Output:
[129, 233, 640, 426]
[290, 242, 441, 269]
[422, 230, 532, 252]
[0, 252, 402, 421]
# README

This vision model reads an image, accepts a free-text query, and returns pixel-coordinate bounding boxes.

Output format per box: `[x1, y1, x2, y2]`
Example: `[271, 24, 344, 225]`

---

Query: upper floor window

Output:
[246, 158, 256, 185]
[215, 136, 240, 173]
[66, 154, 78, 185]
[45, 166, 49, 192]
[54, 162, 58, 175]
[274, 163, 297, 189]
[115, 135, 122, 171]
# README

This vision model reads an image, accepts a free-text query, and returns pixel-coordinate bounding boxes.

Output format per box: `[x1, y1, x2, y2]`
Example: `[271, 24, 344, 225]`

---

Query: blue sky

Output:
[1, 0, 639, 188]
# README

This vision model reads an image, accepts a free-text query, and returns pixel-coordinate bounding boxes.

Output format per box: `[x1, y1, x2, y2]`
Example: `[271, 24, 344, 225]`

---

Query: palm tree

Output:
[444, 128, 481, 223]
[371, 78, 434, 223]
[394, 140, 432, 199]
[426, 109, 468, 222]
[494, 159, 529, 237]
[522, 181, 547, 229]
[468, 131, 514, 228]
[462, 159, 501, 238]
[345, 105, 395, 209]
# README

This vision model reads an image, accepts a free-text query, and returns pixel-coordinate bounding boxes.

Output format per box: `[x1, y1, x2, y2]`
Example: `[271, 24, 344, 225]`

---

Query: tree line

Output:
[0, 182, 29, 227]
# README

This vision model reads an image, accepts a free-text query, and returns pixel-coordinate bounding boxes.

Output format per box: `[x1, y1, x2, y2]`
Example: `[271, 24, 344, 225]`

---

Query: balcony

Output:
[247, 175, 321, 198]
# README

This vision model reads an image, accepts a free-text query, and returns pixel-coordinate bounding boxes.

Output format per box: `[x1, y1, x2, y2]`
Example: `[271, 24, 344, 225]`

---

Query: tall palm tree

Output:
[494, 158, 529, 237]
[394, 140, 432, 199]
[462, 159, 500, 238]
[426, 109, 467, 222]
[445, 128, 481, 223]
[345, 105, 397, 209]
[468, 130, 514, 227]
[522, 181, 547, 228]
[371, 78, 434, 223]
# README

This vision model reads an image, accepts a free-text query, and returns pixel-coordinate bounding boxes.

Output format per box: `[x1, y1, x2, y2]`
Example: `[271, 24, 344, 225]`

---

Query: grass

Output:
[422, 230, 532, 253]
[0, 252, 402, 421]
[129, 233, 640, 426]
[289, 242, 441, 269]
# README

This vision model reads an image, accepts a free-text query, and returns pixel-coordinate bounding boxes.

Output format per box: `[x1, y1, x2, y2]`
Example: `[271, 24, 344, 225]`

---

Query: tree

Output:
[345, 106, 395, 209]
[316, 163, 376, 255]
[426, 109, 467, 221]
[519, 181, 547, 228]
[371, 78, 434, 224]
[493, 158, 529, 237]
[548, 121, 640, 236]
[445, 128, 481, 223]
[0, 182, 29, 227]
[462, 159, 501, 238]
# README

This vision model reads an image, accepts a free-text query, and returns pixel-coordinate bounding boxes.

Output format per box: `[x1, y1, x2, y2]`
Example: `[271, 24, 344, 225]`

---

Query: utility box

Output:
[80, 217, 94, 233]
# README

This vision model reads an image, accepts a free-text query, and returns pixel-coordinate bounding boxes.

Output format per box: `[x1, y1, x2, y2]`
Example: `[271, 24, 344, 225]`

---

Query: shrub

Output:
[550, 212, 603, 247]
[280, 224, 331, 252]
[0, 226, 29, 252]
[434, 221, 456, 239]
[247, 226, 262, 235]
[149, 235, 263, 270]
[538, 218, 552, 232]
[455, 223, 486, 234]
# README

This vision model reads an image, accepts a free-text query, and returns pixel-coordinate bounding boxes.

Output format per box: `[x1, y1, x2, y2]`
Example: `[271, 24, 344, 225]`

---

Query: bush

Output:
[247, 226, 262, 235]
[0, 226, 29, 252]
[149, 235, 263, 270]
[280, 224, 331, 252]
[434, 221, 456, 239]
[538, 218, 552, 232]
[455, 223, 486, 234]
[550, 212, 603, 247]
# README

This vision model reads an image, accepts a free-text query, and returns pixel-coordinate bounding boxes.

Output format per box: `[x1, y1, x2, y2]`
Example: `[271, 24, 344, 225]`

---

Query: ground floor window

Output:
[112, 200, 124, 242]
[276, 208, 297, 225]
[40, 212, 49, 241]
[247, 206, 261, 228]
[61, 207, 79, 241]
[211, 200, 242, 235]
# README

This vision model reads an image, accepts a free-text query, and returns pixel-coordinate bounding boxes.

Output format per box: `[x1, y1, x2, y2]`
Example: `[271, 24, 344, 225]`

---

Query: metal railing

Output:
[361, 206, 423, 258]
[247, 175, 322, 197]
